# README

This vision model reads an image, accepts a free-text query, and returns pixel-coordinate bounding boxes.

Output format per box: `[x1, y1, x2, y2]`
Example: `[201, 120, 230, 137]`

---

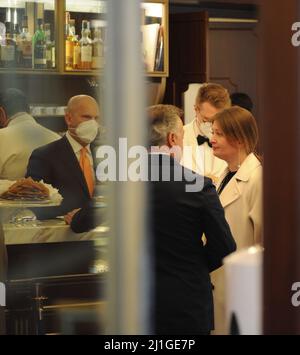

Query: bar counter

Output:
[2, 219, 109, 334]
[3, 218, 109, 245]
[2, 217, 109, 280]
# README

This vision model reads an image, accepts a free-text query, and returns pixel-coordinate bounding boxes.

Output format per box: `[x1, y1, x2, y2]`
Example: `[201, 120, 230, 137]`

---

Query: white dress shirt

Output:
[181, 119, 227, 179]
[65, 131, 95, 181]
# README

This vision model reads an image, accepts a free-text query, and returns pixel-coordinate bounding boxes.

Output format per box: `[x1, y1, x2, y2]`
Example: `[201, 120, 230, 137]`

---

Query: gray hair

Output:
[148, 106, 181, 146]
[147, 104, 184, 120]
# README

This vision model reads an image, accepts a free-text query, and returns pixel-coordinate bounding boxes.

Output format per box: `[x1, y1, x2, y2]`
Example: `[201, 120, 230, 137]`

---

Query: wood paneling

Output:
[260, 0, 300, 334]
[164, 12, 209, 107]
[0, 74, 99, 106]
[209, 24, 258, 116]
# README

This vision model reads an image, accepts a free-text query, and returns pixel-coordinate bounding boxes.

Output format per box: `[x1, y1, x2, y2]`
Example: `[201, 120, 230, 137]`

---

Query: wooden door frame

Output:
[261, 0, 300, 334]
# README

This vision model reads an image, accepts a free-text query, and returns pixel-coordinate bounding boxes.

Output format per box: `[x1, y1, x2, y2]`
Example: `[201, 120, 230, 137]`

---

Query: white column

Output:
[105, 0, 149, 334]
[224, 246, 263, 335]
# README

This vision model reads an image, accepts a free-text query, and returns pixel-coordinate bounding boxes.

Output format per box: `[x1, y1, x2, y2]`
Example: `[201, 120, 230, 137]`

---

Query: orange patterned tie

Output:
[79, 147, 94, 197]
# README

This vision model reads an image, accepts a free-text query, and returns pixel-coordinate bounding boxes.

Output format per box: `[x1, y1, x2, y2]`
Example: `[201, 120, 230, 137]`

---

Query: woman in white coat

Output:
[210, 106, 263, 334]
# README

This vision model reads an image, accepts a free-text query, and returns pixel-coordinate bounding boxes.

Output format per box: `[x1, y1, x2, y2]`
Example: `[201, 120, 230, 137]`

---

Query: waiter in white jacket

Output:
[182, 83, 231, 181]
[0, 88, 60, 180]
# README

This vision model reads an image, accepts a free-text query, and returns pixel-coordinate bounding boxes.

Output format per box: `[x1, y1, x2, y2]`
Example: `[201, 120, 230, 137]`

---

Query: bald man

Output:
[26, 95, 100, 219]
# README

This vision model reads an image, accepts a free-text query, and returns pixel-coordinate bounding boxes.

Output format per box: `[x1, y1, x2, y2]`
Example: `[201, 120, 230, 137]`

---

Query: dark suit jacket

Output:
[70, 201, 101, 233]
[26, 136, 92, 219]
[149, 154, 236, 334]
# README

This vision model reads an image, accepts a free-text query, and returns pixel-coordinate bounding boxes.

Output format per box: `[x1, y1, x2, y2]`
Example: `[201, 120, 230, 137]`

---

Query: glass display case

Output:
[63, 0, 106, 74]
[0, 0, 168, 77]
[0, 0, 57, 71]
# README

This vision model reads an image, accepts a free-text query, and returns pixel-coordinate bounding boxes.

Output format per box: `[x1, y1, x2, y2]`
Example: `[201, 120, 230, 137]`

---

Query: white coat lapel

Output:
[218, 154, 260, 208]
[219, 177, 241, 208]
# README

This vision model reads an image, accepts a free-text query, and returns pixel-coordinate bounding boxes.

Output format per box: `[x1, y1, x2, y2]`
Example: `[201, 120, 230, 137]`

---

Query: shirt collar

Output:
[66, 131, 91, 155]
[149, 151, 170, 156]
[193, 118, 204, 136]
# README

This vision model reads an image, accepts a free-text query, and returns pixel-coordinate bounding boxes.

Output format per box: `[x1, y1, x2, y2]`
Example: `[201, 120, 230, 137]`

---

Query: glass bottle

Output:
[1, 22, 16, 68]
[80, 20, 92, 70]
[65, 12, 70, 38]
[92, 27, 104, 69]
[0, 21, 5, 46]
[13, 23, 20, 41]
[73, 35, 81, 70]
[33, 19, 47, 69]
[44, 23, 55, 69]
[66, 19, 75, 70]
[13, 23, 22, 67]
[19, 16, 32, 68]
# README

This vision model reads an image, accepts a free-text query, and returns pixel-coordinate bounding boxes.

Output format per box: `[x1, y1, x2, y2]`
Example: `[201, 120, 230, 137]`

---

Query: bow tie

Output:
[197, 135, 212, 148]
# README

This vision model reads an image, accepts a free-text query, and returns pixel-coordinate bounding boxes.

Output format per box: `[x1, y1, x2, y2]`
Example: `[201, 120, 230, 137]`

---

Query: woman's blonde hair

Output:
[213, 106, 259, 155]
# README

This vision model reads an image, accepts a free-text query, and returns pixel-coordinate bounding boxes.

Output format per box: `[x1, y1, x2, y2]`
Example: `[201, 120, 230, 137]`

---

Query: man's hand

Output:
[205, 174, 219, 185]
[64, 209, 81, 225]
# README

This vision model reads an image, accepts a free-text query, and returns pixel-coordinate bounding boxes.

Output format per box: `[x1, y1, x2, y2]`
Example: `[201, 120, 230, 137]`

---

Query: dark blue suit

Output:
[26, 136, 92, 219]
[149, 154, 236, 334]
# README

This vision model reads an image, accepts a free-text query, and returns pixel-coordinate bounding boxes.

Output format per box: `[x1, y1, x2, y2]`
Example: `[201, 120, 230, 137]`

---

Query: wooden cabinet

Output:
[164, 11, 209, 108]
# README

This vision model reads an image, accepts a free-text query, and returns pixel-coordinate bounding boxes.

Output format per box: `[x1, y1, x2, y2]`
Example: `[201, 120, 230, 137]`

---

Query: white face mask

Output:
[74, 120, 99, 144]
[200, 121, 213, 139]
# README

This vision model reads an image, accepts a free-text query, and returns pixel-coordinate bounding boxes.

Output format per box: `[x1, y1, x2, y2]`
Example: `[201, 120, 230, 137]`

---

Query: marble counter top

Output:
[3, 219, 109, 245]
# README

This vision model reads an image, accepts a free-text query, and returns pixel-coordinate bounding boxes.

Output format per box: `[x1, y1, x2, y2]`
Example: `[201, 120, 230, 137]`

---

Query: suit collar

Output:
[65, 131, 92, 156]
[59, 136, 91, 198]
[149, 152, 177, 165]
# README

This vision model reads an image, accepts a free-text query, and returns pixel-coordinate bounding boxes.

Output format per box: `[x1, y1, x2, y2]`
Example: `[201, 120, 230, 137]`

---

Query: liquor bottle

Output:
[13, 24, 20, 41]
[80, 20, 92, 70]
[1, 22, 16, 68]
[0, 21, 5, 46]
[51, 38, 56, 69]
[69, 19, 76, 38]
[73, 35, 81, 70]
[19, 16, 32, 68]
[92, 27, 104, 69]
[65, 12, 70, 38]
[33, 19, 47, 69]
[13, 23, 22, 67]
[44, 23, 55, 69]
[66, 19, 75, 70]
[65, 12, 71, 69]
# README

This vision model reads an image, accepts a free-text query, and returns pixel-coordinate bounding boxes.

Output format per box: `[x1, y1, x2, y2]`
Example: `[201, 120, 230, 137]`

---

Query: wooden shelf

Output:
[0, 0, 168, 78]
